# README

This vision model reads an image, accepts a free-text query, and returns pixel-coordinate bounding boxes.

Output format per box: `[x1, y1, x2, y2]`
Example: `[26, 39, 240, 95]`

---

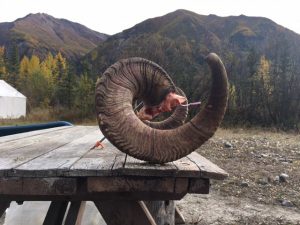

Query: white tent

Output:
[0, 80, 26, 119]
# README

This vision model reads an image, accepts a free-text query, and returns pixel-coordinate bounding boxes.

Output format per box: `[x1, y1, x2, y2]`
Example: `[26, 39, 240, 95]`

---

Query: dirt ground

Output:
[178, 128, 300, 225]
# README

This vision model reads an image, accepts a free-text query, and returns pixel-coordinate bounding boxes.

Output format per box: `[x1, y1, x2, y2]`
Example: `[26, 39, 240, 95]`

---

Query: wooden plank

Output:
[0, 177, 22, 195]
[13, 129, 102, 177]
[0, 126, 80, 157]
[87, 176, 189, 195]
[110, 152, 126, 174]
[187, 152, 228, 180]
[188, 178, 209, 194]
[0, 126, 73, 152]
[43, 201, 69, 225]
[1, 125, 226, 180]
[0, 126, 70, 144]
[173, 156, 201, 177]
[0, 201, 10, 217]
[121, 155, 177, 177]
[87, 176, 175, 193]
[0, 126, 95, 175]
[66, 139, 122, 177]
[0, 177, 77, 195]
[64, 201, 86, 225]
[0, 177, 187, 201]
[94, 200, 157, 225]
[174, 178, 189, 194]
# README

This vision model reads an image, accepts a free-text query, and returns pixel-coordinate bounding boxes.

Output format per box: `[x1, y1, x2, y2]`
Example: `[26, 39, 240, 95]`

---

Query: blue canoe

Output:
[0, 121, 73, 137]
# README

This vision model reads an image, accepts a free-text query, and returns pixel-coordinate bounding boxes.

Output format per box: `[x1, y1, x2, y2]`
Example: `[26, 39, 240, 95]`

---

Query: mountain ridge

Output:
[84, 9, 300, 77]
[0, 13, 109, 59]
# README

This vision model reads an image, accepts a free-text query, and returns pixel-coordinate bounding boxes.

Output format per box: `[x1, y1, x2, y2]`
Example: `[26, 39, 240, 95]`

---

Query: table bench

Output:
[0, 125, 228, 225]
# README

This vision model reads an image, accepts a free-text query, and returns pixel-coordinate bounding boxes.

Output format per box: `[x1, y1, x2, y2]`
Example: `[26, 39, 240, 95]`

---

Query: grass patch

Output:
[0, 107, 98, 126]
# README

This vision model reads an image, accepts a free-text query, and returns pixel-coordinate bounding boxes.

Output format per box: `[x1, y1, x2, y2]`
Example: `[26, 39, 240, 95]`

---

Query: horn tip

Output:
[205, 52, 220, 63]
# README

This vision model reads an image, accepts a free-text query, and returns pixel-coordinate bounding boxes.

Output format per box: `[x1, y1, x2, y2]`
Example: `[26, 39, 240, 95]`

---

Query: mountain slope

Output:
[84, 9, 300, 76]
[82, 9, 300, 127]
[0, 13, 108, 59]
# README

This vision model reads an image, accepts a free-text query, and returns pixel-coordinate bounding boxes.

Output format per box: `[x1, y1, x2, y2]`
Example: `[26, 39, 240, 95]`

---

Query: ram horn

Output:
[95, 53, 228, 163]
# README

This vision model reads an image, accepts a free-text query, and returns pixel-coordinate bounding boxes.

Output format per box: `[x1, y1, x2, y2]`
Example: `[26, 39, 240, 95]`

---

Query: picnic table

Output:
[0, 125, 228, 225]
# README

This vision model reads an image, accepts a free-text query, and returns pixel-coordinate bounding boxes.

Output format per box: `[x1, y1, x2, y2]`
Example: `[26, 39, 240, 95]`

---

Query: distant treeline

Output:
[1, 41, 300, 129]
[223, 47, 300, 129]
[83, 33, 300, 130]
[0, 45, 94, 120]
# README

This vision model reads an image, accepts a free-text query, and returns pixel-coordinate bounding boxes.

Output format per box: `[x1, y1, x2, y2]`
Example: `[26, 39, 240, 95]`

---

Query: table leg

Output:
[175, 206, 185, 224]
[64, 201, 86, 225]
[145, 200, 175, 225]
[0, 201, 10, 217]
[94, 200, 157, 225]
[43, 201, 68, 225]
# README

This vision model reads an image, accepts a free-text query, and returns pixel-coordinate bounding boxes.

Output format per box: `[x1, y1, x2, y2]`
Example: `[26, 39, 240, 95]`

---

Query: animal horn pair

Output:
[95, 53, 228, 163]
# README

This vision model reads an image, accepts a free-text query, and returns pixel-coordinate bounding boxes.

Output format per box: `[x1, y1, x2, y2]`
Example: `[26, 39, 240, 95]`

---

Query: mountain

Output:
[84, 9, 300, 77]
[0, 13, 108, 59]
[82, 9, 300, 127]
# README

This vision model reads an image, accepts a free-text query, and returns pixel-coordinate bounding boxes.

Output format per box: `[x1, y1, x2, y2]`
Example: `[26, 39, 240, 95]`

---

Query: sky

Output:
[1, 0, 300, 35]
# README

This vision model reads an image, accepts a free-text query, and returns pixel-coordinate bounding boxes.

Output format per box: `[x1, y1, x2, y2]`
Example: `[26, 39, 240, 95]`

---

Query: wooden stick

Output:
[64, 201, 86, 225]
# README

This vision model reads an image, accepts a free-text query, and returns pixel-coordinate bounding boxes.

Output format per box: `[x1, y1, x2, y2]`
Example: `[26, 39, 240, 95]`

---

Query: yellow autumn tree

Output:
[0, 46, 6, 79]
[28, 55, 41, 75]
[228, 82, 237, 112]
[252, 55, 273, 123]
[22, 54, 52, 107]
[53, 52, 67, 83]
[17, 56, 30, 90]
[19, 56, 30, 75]
[256, 55, 272, 95]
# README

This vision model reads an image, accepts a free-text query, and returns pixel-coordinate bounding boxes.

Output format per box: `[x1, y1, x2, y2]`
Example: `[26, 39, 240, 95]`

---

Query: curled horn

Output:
[96, 53, 228, 163]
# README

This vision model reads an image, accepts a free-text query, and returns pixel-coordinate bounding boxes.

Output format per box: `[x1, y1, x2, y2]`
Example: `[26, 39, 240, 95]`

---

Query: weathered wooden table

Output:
[0, 126, 228, 225]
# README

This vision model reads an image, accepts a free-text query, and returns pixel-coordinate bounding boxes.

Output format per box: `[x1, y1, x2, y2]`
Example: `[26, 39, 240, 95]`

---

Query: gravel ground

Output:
[178, 192, 300, 225]
[178, 128, 300, 225]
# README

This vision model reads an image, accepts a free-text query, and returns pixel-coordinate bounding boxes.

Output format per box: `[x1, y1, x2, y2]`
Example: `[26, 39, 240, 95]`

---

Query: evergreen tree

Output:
[6, 42, 20, 86]
[244, 48, 259, 122]
[53, 52, 70, 106]
[74, 74, 94, 117]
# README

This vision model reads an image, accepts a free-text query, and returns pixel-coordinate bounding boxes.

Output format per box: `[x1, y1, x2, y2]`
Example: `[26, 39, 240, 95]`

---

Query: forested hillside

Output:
[0, 13, 106, 120]
[1, 10, 300, 128]
[0, 48, 95, 120]
[0, 13, 108, 60]
[83, 10, 300, 128]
